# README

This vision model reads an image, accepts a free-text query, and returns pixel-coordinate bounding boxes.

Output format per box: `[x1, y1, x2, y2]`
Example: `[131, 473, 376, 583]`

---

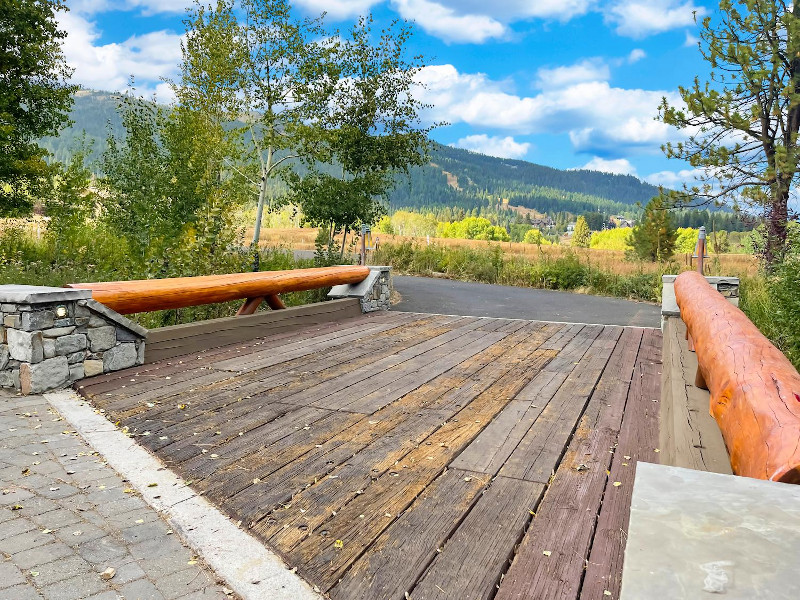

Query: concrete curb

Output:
[44, 390, 323, 600]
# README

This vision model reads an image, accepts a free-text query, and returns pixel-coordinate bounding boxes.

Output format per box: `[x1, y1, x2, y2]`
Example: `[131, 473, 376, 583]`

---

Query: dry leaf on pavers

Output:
[100, 567, 116, 581]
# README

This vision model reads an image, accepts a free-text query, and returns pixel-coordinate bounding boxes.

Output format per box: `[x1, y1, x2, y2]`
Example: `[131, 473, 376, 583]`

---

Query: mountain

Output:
[42, 90, 660, 218]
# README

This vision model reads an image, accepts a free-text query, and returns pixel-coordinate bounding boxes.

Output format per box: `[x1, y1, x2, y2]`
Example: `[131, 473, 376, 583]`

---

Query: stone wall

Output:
[0, 286, 147, 395]
[328, 266, 392, 313]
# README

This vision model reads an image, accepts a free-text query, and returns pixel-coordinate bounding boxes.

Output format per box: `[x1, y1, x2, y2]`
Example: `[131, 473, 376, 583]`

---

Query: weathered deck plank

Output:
[494, 327, 644, 600]
[77, 310, 664, 600]
[579, 328, 662, 600]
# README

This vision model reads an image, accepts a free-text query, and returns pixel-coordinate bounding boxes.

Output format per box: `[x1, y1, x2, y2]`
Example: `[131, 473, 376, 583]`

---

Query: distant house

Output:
[610, 215, 635, 228]
[567, 222, 576, 233]
[530, 217, 555, 230]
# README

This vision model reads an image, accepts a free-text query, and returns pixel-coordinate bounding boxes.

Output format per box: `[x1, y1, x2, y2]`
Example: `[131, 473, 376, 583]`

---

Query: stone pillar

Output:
[0, 286, 147, 395]
[328, 266, 392, 313]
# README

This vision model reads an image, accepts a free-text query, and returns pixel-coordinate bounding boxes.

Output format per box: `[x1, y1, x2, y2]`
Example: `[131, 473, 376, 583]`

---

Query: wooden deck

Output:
[77, 310, 662, 600]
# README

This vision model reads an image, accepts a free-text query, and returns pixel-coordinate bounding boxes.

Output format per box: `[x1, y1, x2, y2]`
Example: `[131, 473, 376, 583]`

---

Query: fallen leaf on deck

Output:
[542, 551, 552, 557]
[613, 482, 622, 487]
[334, 540, 344, 549]
[100, 567, 116, 580]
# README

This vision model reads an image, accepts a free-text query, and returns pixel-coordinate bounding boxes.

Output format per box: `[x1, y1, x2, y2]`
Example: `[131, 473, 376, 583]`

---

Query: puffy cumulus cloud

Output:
[454, 134, 531, 159]
[293, 0, 381, 20]
[58, 11, 182, 98]
[70, 0, 192, 16]
[579, 157, 637, 176]
[414, 65, 682, 157]
[390, 0, 506, 43]
[605, 1, 706, 38]
[645, 168, 705, 187]
[536, 58, 609, 89]
[627, 48, 646, 63]
[389, 0, 595, 43]
[424, 0, 595, 22]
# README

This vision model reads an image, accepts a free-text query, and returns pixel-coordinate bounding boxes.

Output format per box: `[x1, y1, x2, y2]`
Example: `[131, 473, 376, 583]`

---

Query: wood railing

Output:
[66, 266, 370, 315]
[675, 270, 800, 483]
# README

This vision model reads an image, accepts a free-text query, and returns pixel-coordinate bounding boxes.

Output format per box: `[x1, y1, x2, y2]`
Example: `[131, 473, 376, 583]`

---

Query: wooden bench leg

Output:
[695, 366, 708, 390]
[265, 294, 286, 310]
[237, 296, 264, 316]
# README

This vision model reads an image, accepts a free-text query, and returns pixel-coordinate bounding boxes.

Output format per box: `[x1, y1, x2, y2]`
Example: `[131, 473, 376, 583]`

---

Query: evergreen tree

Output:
[628, 197, 677, 261]
[572, 216, 591, 248]
[659, 1, 800, 266]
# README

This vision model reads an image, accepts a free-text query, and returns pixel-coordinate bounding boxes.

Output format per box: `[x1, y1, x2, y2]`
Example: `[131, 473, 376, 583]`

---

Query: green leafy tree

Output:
[582, 211, 604, 231]
[294, 15, 434, 256]
[659, 1, 800, 266]
[628, 197, 677, 261]
[523, 228, 545, 245]
[571, 216, 591, 248]
[0, 0, 76, 214]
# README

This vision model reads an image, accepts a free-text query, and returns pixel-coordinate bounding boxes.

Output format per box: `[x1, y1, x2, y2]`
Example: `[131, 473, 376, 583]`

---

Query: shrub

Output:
[589, 228, 631, 251]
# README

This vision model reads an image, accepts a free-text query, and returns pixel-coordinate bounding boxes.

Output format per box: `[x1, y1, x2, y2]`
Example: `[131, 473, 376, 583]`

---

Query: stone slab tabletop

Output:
[0, 285, 92, 304]
[621, 462, 800, 600]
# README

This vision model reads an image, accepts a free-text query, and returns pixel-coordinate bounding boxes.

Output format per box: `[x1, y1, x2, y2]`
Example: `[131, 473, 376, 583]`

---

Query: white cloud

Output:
[605, 1, 706, 38]
[293, 0, 381, 20]
[58, 12, 182, 98]
[536, 58, 609, 89]
[427, 0, 595, 22]
[391, 0, 506, 43]
[645, 168, 704, 187]
[454, 134, 531, 159]
[684, 31, 700, 47]
[70, 0, 192, 16]
[415, 64, 682, 157]
[627, 48, 646, 63]
[579, 157, 637, 176]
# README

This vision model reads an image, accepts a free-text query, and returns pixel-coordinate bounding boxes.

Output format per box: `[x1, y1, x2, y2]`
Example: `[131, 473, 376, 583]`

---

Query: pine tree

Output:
[572, 216, 591, 248]
[628, 197, 677, 262]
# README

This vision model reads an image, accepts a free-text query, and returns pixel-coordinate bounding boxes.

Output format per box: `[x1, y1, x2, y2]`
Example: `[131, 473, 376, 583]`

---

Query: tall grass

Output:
[0, 225, 337, 329]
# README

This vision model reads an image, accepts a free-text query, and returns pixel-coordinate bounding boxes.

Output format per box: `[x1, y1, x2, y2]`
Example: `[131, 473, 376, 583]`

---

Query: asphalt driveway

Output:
[392, 275, 660, 327]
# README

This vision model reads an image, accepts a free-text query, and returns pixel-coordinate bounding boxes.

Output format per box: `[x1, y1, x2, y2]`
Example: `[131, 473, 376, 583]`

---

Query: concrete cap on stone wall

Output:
[0, 285, 92, 304]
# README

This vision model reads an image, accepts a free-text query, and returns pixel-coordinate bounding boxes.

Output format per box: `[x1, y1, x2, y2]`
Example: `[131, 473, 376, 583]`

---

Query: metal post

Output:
[693, 226, 708, 275]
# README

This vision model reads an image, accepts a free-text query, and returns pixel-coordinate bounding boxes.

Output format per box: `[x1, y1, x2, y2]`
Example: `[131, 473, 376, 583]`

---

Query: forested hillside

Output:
[41, 90, 669, 218]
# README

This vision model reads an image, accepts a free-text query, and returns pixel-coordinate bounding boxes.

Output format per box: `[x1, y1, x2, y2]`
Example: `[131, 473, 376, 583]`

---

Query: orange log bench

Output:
[66, 266, 370, 315]
[675, 270, 800, 483]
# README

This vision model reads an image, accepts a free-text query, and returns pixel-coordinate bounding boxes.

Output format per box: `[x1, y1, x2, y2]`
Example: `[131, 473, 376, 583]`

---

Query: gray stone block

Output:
[74, 317, 89, 326]
[103, 343, 136, 372]
[21, 310, 54, 331]
[20, 356, 69, 394]
[0, 285, 91, 304]
[136, 341, 145, 365]
[84, 360, 104, 378]
[42, 326, 76, 338]
[0, 370, 15, 388]
[116, 327, 139, 342]
[43, 338, 56, 359]
[67, 351, 85, 364]
[3, 314, 19, 329]
[55, 333, 88, 355]
[80, 298, 148, 337]
[88, 314, 108, 328]
[69, 363, 85, 381]
[0, 303, 16, 312]
[88, 326, 115, 352]
[53, 317, 73, 327]
[0, 345, 7, 370]
[7, 329, 43, 363]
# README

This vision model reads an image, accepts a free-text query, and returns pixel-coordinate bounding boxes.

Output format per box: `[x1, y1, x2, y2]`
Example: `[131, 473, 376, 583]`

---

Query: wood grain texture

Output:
[68, 266, 370, 313]
[75, 311, 665, 600]
[660, 318, 732, 474]
[675, 270, 800, 482]
[494, 327, 644, 600]
[579, 328, 661, 600]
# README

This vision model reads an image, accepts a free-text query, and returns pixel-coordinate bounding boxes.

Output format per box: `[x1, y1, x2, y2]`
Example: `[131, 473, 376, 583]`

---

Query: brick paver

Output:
[0, 392, 235, 599]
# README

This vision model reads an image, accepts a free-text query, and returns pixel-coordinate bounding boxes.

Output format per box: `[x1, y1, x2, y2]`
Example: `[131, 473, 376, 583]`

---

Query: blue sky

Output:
[60, 0, 717, 187]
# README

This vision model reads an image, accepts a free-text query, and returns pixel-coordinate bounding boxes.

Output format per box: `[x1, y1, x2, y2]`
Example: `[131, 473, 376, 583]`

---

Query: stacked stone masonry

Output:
[361, 268, 392, 312]
[0, 286, 147, 395]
